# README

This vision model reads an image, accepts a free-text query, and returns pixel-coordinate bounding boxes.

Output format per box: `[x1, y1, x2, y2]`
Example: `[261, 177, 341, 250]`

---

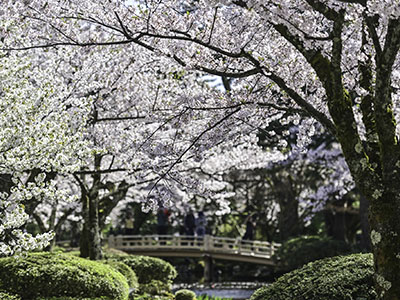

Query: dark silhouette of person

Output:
[195, 211, 207, 237]
[157, 207, 170, 235]
[124, 212, 134, 235]
[184, 210, 196, 236]
[242, 215, 255, 240]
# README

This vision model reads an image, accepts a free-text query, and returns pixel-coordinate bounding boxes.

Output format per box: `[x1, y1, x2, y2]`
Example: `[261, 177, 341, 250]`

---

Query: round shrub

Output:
[175, 289, 197, 300]
[35, 297, 111, 300]
[0, 291, 21, 300]
[251, 253, 377, 300]
[138, 280, 172, 295]
[116, 255, 177, 285]
[102, 247, 130, 258]
[132, 292, 174, 300]
[274, 235, 352, 272]
[102, 260, 139, 290]
[0, 252, 129, 300]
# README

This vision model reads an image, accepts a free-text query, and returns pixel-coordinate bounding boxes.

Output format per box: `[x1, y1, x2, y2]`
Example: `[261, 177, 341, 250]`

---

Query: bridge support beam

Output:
[203, 254, 213, 283]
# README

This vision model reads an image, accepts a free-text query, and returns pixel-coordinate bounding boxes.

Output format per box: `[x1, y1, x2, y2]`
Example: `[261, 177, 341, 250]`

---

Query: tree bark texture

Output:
[87, 154, 103, 260]
[271, 175, 301, 241]
[359, 193, 371, 251]
[79, 155, 103, 260]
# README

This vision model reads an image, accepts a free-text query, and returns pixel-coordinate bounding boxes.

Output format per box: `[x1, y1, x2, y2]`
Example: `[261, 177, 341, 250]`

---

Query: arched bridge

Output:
[108, 234, 280, 266]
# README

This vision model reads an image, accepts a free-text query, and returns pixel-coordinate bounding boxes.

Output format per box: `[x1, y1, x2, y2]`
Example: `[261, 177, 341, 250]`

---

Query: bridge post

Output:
[203, 254, 213, 283]
[203, 234, 211, 251]
[108, 235, 115, 248]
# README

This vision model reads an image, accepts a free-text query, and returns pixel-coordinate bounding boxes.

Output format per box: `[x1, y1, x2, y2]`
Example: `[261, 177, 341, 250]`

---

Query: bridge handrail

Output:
[108, 234, 280, 259]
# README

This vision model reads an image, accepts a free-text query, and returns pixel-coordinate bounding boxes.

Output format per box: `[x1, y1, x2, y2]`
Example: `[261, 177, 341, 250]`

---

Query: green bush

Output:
[274, 235, 352, 272]
[102, 247, 130, 258]
[113, 255, 177, 285]
[103, 260, 139, 290]
[131, 292, 174, 300]
[137, 280, 172, 295]
[100, 253, 176, 298]
[35, 297, 111, 300]
[0, 252, 129, 300]
[251, 253, 377, 300]
[0, 291, 21, 300]
[175, 289, 197, 300]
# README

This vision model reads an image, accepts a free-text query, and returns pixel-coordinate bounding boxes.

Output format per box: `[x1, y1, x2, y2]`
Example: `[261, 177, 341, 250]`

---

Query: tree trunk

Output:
[44, 204, 58, 251]
[88, 154, 103, 260]
[88, 194, 102, 260]
[359, 193, 371, 251]
[368, 192, 400, 299]
[324, 209, 346, 241]
[79, 194, 90, 258]
[272, 174, 301, 241]
[79, 155, 103, 260]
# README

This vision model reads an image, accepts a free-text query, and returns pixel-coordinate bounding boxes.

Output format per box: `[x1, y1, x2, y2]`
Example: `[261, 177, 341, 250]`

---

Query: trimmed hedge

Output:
[273, 235, 351, 272]
[0, 252, 129, 300]
[102, 260, 139, 289]
[251, 253, 377, 300]
[138, 280, 172, 295]
[175, 289, 197, 300]
[35, 297, 111, 300]
[112, 255, 177, 285]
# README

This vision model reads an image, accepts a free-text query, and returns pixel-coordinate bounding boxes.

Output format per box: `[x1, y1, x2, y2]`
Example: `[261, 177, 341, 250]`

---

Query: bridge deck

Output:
[108, 235, 280, 265]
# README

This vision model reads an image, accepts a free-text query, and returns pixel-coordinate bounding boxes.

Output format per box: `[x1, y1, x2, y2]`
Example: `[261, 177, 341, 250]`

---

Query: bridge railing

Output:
[108, 234, 280, 259]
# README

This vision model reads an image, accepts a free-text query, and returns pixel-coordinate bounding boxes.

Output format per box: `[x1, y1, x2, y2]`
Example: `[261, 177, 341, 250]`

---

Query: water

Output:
[192, 288, 254, 299]
[173, 282, 268, 300]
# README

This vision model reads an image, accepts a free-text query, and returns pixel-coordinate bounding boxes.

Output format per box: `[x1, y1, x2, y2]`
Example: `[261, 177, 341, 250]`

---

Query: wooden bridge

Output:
[108, 234, 280, 266]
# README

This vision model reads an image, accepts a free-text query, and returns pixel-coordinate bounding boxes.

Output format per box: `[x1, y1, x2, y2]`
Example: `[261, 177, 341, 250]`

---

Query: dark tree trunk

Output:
[368, 191, 400, 299]
[79, 194, 90, 258]
[99, 180, 129, 230]
[272, 175, 301, 241]
[87, 154, 103, 260]
[324, 195, 360, 243]
[359, 193, 371, 251]
[44, 204, 58, 251]
[79, 155, 103, 260]
[324, 209, 346, 241]
[88, 194, 102, 260]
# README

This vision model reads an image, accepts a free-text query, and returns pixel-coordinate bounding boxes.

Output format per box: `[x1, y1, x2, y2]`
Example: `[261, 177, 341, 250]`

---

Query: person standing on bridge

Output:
[195, 211, 207, 237]
[242, 214, 256, 240]
[124, 212, 134, 235]
[184, 209, 196, 236]
[157, 207, 170, 235]
[157, 206, 170, 245]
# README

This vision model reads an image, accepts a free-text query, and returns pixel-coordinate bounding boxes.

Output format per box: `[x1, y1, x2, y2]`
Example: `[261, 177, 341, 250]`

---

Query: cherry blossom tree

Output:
[23, 38, 223, 259]
[3, 0, 400, 297]
[0, 46, 91, 256]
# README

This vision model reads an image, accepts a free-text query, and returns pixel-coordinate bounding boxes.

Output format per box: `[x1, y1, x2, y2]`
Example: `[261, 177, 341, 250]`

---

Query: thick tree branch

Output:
[74, 168, 128, 175]
[364, 14, 383, 55]
[372, 18, 400, 180]
[272, 23, 332, 83]
[33, 213, 47, 233]
[359, 22, 381, 173]
[266, 72, 336, 134]
[305, 0, 341, 21]
[54, 207, 76, 233]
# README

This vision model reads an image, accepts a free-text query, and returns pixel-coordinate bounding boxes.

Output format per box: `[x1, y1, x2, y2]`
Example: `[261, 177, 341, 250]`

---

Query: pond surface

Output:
[191, 288, 254, 299]
[173, 282, 268, 300]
